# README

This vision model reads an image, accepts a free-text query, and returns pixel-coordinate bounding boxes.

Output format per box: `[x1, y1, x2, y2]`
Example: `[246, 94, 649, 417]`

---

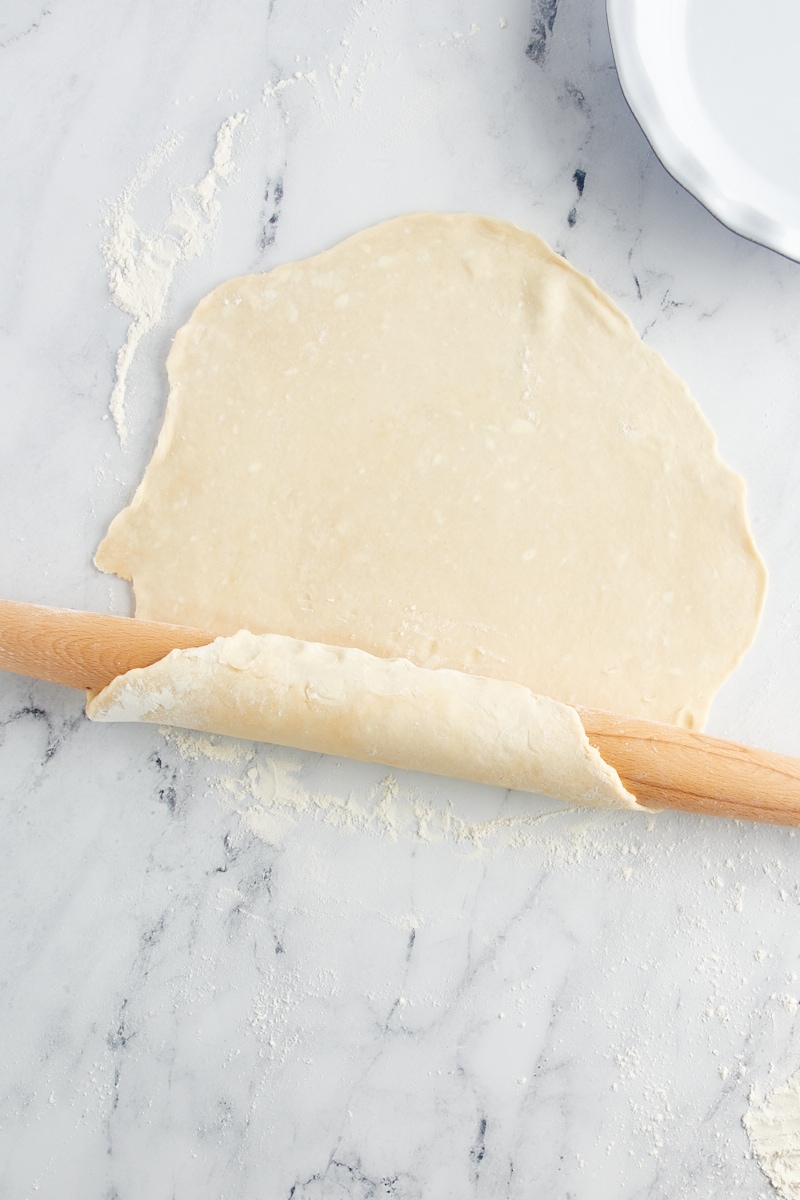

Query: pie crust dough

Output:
[92, 214, 766, 805]
[96, 213, 765, 728]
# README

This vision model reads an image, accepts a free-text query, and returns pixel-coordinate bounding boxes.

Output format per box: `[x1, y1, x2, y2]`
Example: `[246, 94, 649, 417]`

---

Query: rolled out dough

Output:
[93, 214, 766, 807]
[86, 631, 641, 810]
[96, 213, 765, 734]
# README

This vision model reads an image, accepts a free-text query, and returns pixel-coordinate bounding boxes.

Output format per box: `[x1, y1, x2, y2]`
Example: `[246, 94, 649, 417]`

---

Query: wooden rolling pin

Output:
[1, 598, 799, 826]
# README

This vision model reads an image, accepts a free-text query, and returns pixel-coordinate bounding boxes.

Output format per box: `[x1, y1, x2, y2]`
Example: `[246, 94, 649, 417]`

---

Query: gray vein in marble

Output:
[526, 0, 559, 65]
[259, 175, 285, 253]
[0, 5, 51, 51]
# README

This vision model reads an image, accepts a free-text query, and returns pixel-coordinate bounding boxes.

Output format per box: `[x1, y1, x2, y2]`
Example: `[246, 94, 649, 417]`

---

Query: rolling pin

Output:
[1, 598, 799, 826]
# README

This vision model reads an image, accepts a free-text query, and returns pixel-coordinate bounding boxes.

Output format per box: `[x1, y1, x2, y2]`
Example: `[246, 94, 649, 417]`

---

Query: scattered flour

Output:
[102, 112, 247, 445]
[159, 726, 642, 859]
[745, 1070, 800, 1198]
[263, 71, 319, 102]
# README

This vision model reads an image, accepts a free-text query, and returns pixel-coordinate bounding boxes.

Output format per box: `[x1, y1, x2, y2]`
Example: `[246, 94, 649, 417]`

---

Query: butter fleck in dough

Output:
[93, 213, 766, 804]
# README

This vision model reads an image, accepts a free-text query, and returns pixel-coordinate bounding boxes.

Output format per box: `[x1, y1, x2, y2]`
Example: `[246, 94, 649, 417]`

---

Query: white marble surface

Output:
[2, 1, 800, 1196]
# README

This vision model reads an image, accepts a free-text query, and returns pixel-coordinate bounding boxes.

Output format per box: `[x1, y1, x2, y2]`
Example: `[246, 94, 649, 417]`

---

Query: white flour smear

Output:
[102, 113, 247, 445]
[745, 1070, 800, 1198]
[159, 726, 640, 860]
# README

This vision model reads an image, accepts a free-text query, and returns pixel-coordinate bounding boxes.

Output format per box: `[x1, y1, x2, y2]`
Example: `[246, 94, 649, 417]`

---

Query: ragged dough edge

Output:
[85, 630, 643, 811]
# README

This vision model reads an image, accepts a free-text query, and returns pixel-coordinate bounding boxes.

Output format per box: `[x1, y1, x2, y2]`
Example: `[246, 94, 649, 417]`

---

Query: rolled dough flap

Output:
[85, 630, 642, 810]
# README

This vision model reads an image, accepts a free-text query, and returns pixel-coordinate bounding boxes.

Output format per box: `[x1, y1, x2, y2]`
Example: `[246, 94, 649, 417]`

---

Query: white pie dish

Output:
[607, 0, 800, 261]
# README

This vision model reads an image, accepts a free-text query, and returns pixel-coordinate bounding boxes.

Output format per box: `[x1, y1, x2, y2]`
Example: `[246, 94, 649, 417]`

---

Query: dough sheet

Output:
[96, 213, 765, 731]
[86, 631, 642, 810]
[93, 214, 767, 808]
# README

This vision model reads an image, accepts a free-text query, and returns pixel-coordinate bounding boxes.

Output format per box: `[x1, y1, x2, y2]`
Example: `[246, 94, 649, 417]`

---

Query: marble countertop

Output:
[2, 1, 800, 1196]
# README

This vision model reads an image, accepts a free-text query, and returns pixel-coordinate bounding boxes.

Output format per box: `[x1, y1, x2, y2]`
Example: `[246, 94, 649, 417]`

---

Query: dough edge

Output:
[85, 630, 643, 811]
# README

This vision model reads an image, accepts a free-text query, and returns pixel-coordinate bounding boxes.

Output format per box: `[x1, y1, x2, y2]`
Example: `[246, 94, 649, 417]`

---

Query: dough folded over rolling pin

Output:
[86, 629, 642, 810]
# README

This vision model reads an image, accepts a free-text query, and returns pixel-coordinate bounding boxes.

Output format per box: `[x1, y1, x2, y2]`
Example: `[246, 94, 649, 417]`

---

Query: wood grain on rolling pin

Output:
[0, 599, 213, 692]
[1, 599, 799, 827]
[577, 707, 800, 826]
